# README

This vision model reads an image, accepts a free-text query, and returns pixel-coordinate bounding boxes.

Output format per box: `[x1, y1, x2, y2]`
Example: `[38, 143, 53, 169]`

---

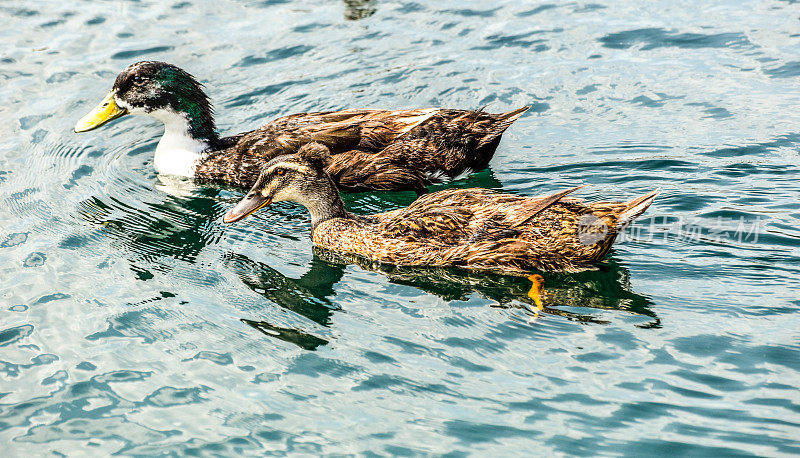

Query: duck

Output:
[73, 61, 530, 192]
[222, 143, 659, 273]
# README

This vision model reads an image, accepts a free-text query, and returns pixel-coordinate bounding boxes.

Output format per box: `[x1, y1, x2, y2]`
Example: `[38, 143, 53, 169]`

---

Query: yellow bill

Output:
[73, 92, 128, 133]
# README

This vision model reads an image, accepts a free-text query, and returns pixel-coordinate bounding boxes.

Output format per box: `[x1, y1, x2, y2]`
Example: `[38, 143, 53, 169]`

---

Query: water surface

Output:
[1, 0, 800, 455]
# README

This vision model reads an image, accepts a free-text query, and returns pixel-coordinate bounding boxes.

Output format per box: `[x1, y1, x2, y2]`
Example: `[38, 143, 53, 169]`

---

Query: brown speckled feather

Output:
[312, 187, 658, 273]
[196, 106, 529, 191]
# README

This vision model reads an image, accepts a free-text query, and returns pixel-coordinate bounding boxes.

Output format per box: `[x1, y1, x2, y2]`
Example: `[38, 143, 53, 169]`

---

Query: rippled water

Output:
[2, 0, 800, 455]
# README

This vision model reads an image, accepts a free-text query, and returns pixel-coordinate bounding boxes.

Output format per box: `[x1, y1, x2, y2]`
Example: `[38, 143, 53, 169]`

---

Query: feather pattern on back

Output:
[312, 187, 658, 273]
[196, 106, 529, 191]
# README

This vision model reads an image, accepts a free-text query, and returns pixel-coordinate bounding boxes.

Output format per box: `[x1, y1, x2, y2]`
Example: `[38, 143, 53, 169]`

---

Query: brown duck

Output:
[223, 143, 659, 273]
[73, 61, 529, 193]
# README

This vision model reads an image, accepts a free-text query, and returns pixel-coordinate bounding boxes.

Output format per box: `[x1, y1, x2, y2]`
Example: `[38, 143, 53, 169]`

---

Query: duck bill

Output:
[223, 194, 272, 223]
[74, 92, 128, 133]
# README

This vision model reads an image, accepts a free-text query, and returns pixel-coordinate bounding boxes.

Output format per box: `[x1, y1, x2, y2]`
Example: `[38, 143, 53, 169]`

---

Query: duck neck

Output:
[303, 177, 350, 231]
[150, 107, 218, 177]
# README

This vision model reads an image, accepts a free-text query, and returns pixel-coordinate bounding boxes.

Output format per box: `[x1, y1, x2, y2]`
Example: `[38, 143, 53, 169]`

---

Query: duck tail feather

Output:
[500, 105, 532, 121]
[512, 185, 587, 228]
[477, 105, 530, 148]
[617, 189, 659, 230]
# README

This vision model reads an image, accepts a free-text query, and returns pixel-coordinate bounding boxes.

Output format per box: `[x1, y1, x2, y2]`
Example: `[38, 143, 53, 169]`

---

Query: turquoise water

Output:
[2, 0, 800, 455]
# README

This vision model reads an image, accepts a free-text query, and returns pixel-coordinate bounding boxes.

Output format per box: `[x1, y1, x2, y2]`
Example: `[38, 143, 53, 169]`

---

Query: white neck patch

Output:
[144, 108, 209, 177]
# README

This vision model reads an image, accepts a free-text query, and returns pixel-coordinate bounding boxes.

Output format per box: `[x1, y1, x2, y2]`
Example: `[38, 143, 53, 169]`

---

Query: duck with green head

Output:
[74, 61, 530, 192]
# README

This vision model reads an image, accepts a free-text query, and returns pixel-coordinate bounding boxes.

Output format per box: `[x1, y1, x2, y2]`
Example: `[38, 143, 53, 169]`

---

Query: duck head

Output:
[74, 61, 218, 144]
[223, 143, 346, 228]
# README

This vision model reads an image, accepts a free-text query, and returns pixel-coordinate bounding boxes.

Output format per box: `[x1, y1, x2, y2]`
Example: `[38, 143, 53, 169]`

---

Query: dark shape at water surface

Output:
[474, 30, 552, 52]
[316, 248, 659, 327]
[234, 45, 314, 68]
[426, 167, 505, 194]
[0, 324, 34, 347]
[242, 319, 329, 351]
[75, 191, 225, 276]
[764, 61, 800, 79]
[225, 253, 344, 349]
[226, 246, 657, 350]
[1, 232, 28, 248]
[343, 0, 377, 20]
[530, 264, 660, 328]
[23, 251, 46, 267]
[111, 46, 174, 60]
[700, 132, 800, 158]
[599, 28, 750, 51]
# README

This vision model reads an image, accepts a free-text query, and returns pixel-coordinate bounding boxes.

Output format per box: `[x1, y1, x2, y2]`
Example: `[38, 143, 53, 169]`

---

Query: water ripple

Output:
[1, 0, 800, 455]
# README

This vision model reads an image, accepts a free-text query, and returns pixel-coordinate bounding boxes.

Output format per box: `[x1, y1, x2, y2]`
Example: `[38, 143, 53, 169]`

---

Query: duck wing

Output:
[325, 107, 532, 191]
[375, 186, 582, 245]
[230, 109, 441, 159]
[460, 186, 584, 242]
[504, 186, 586, 229]
[325, 143, 429, 193]
[386, 207, 473, 238]
[376, 189, 479, 241]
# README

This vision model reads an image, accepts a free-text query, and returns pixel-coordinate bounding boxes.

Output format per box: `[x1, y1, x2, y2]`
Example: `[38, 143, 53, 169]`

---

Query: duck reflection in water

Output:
[224, 253, 345, 351]
[315, 249, 659, 329]
[524, 271, 659, 327]
[75, 189, 226, 279]
[75, 187, 339, 349]
[229, 249, 660, 350]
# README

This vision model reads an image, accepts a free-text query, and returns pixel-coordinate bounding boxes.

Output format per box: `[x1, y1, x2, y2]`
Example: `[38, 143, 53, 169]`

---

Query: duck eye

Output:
[132, 76, 143, 84]
[275, 168, 285, 176]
